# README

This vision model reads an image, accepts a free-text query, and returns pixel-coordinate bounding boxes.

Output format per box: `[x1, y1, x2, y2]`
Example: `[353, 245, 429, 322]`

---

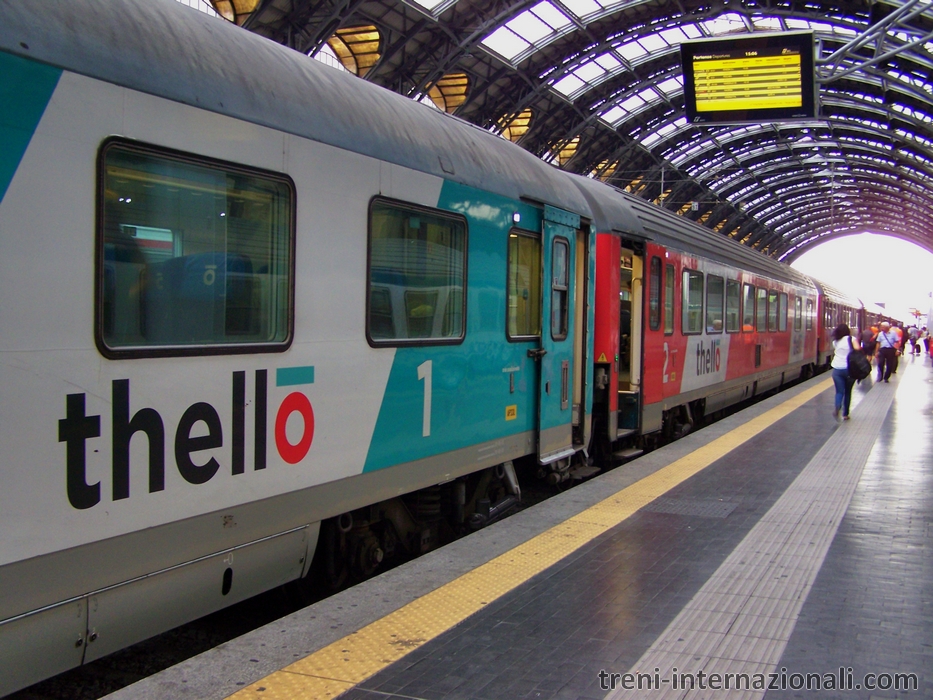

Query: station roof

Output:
[197, 0, 933, 262]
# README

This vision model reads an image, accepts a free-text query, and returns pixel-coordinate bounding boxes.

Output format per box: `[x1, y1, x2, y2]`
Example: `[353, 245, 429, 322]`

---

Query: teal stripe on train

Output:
[0, 52, 61, 205]
[362, 182, 544, 473]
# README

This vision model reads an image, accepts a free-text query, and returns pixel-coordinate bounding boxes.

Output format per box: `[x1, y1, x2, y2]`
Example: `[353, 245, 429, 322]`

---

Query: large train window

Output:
[664, 264, 675, 334]
[795, 297, 802, 331]
[742, 283, 755, 332]
[98, 140, 294, 357]
[706, 275, 724, 333]
[648, 257, 661, 331]
[779, 293, 788, 332]
[682, 269, 703, 334]
[368, 198, 467, 345]
[550, 237, 570, 340]
[725, 280, 740, 333]
[756, 287, 767, 332]
[767, 290, 779, 331]
[507, 231, 542, 339]
[806, 299, 814, 330]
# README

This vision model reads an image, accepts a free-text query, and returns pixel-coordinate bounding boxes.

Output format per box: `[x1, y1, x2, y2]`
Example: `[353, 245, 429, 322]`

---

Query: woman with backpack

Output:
[830, 323, 861, 421]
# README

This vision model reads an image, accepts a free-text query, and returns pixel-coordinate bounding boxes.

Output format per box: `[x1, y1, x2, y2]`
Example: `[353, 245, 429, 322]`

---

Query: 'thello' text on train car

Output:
[57, 370, 314, 510]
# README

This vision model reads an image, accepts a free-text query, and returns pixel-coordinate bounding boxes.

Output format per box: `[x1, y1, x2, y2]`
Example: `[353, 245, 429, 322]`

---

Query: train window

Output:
[725, 280, 740, 333]
[682, 269, 703, 334]
[368, 199, 467, 345]
[779, 293, 788, 332]
[768, 290, 779, 331]
[550, 237, 570, 340]
[806, 299, 814, 330]
[706, 275, 724, 333]
[648, 257, 661, 331]
[98, 140, 293, 356]
[507, 231, 541, 339]
[756, 287, 767, 332]
[664, 264, 675, 334]
[742, 283, 755, 332]
[795, 297, 802, 331]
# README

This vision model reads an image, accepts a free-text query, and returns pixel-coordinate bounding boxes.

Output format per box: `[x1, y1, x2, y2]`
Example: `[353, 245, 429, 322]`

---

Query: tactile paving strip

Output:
[604, 377, 899, 700]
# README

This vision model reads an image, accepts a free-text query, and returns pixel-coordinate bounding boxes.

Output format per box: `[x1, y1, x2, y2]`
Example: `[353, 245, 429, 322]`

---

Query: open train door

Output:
[533, 205, 581, 465]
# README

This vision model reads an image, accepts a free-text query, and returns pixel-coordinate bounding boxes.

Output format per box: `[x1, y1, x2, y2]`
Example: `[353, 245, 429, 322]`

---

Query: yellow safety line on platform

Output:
[228, 378, 832, 700]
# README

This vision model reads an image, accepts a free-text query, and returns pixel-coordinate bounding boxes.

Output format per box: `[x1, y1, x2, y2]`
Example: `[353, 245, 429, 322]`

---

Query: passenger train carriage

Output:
[0, 0, 892, 694]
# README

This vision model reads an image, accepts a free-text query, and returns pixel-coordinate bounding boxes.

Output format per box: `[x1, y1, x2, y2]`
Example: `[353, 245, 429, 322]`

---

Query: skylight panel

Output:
[619, 94, 647, 112]
[659, 27, 690, 45]
[638, 34, 668, 52]
[531, 1, 573, 30]
[575, 61, 605, 82]
[595, 53, 621, 70]
[508, 11, 553, 44]
[481, 26, 531, 60]
[553, 74, 585, 96]
[657, 77, 682, 95]
[616, 40, 648, 61]
[701, 13, 747, 36]
[560, 0, 601, 19]
[786, 19, 810, 30]
[682, 24, 703, 39]
[751, 16, 783, 31]
[636, 86, 660, 103]
[600, 106, 626, 124]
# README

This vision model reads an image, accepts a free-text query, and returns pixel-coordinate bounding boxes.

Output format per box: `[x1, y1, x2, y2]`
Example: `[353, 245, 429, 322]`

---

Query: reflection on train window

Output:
[682, 269, 703, 334]
[99, 141, 292, 354]
[507, 231, 541, 339]
[368, 199, 466, 344]
[706, 275, 724, 333]
[550, 237, 570, 341]
[778, 293, 788, 332]
[664, 264, 675, 334]
[756, 287, 767, 332]
[648, 257, 661, 331]
[725, 279, 740, 333]
[795, 296, 802, 331]
[742, 283, 755, 332]
[806, 299, 814, 330]
[768, 290, 779, 331]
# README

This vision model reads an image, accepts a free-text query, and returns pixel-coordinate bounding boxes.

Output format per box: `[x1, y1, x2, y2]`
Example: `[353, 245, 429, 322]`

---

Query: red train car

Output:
[573, 176, 822, 450]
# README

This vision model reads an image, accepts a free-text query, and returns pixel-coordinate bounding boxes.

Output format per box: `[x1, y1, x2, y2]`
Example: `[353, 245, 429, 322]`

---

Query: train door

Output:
[618, 245, 643, 431]
[533, 206, 581, 464]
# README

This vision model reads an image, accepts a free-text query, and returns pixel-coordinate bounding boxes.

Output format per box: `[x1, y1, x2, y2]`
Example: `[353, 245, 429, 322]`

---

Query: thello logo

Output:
[58, 367, 315, 510]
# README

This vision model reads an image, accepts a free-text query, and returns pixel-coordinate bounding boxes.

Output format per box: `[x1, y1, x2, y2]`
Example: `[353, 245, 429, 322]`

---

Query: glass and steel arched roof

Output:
[201, 0, 933, 262]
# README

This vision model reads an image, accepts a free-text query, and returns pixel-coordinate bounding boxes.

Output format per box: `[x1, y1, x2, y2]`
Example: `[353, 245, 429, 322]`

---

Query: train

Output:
[0, 0, 898, 694]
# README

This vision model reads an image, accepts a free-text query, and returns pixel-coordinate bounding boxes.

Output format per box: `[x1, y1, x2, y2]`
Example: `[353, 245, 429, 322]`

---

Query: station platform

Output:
[105, 356, 932, 700]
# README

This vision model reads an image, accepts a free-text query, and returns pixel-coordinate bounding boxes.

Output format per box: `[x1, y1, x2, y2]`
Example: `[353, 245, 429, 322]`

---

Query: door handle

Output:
[527, 348, 547, 360]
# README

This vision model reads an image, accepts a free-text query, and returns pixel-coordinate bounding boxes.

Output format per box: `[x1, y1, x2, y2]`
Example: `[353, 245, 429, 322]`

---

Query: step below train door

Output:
[618, 244, 643, 434]
[533, 205, 581, 465]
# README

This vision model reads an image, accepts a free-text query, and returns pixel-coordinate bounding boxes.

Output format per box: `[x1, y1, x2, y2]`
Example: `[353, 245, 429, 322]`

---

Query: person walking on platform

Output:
[831, 323, 858, 421]
[860, 326, 876, 360]
[875, 321, 899, 383]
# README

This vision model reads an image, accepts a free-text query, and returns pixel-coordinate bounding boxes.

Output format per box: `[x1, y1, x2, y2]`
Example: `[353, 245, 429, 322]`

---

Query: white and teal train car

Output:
[0, 0, 598, 692]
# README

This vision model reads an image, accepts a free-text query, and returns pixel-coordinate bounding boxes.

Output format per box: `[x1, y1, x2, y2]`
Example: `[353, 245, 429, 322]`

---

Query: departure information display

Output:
[681, 32, 817, 124]
[692, 48, 802, 112]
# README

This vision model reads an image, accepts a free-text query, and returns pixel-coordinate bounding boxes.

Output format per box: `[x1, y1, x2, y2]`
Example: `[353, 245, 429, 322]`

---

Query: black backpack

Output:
[847, 337, 871, 381]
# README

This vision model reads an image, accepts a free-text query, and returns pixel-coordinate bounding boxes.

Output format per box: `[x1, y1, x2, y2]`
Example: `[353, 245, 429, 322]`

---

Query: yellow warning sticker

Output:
[597, 353, 607, 362]
[505, 405, 517, 421]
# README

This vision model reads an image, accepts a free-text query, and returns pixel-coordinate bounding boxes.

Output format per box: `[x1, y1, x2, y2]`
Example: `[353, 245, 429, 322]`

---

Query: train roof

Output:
[808, 278, 862, 307]
[0, 0, 589, 219]
[570, 173, 816, 289]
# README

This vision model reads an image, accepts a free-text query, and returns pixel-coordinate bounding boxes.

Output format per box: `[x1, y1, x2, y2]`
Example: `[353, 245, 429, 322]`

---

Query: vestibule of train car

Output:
[619, 247, 642, 431]
[571, 228, 589, 445]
